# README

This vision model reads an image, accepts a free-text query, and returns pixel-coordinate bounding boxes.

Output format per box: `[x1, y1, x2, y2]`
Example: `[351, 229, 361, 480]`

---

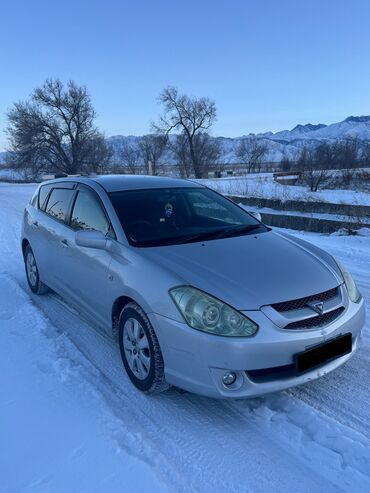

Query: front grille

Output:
[272, 287, 338, 313]
[284, 307, 345, 330]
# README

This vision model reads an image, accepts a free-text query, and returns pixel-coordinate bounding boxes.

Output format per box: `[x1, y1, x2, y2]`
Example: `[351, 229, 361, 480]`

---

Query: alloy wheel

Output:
[123, 317, 151, 380]
[26, 251, 38, 287]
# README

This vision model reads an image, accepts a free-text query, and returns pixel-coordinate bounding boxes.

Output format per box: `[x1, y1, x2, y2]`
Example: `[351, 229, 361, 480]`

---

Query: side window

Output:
[45, 188, 75, 222]
[188, 191, 237, 223]
[38, 184, 53, 210]
[70, 190, 111, 236]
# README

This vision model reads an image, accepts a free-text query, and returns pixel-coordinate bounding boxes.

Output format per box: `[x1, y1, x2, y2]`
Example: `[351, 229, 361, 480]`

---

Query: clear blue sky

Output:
[1, 0, 370, 150]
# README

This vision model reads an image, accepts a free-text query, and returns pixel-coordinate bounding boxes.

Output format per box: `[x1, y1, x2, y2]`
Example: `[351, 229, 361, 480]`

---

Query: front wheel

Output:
[24, 245, 50, 295]
[118, 302, 169, 394]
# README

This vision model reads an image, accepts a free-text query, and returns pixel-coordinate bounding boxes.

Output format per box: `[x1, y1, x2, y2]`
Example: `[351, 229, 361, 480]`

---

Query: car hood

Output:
[142, 230, 342, 310]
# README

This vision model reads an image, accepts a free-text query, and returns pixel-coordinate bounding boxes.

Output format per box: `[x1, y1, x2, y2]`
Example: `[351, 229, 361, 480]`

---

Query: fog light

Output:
[222, 371, 237, 386]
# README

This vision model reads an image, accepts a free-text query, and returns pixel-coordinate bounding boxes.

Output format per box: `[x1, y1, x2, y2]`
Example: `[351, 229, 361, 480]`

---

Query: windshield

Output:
[109, 187, 268, 247]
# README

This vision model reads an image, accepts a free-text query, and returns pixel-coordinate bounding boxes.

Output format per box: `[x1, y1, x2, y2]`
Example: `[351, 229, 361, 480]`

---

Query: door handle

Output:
[31, 220, 38, 228]
[60, 239, 69, 247]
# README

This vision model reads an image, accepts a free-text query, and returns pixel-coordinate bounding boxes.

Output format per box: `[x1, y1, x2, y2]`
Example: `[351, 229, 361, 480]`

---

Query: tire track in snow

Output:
[14, 273, 370, 493]
[0, 273, 188, 493]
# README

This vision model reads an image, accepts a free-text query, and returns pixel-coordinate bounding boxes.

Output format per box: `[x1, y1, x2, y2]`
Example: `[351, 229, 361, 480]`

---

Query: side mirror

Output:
[75, 230, 108, 250]
[250, 211, 262, 222]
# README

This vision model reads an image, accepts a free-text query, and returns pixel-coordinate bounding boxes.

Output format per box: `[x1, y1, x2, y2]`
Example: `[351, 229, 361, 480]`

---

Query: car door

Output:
[55, 185, 115, 330]
[32, 184, 76, 290]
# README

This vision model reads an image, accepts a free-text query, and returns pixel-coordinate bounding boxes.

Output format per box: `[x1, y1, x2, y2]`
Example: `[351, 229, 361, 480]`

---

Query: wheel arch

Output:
[111, 295, 136, 340]
[22, 238, 30, 257]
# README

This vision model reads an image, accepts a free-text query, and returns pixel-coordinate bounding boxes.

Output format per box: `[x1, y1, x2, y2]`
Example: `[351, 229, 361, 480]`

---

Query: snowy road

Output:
[0, 183, 369, 493]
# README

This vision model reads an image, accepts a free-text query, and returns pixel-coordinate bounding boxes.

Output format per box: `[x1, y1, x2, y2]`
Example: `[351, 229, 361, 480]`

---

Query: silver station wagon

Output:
[22, 175, 365, 398]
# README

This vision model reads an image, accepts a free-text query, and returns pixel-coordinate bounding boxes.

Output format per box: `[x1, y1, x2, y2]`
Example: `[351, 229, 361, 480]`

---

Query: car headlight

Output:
[169, 286, 258, 337]
[334, 259, 361, 303]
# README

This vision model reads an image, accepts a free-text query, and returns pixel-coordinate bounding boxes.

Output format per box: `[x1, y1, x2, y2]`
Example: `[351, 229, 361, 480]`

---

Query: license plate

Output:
[296, 333, 352, 374]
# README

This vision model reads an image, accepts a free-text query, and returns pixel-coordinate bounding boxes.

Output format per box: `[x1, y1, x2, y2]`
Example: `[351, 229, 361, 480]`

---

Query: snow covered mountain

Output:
[239, 115, 370, 161]
[105, 115, 370, 163]
[267, 116, 370, 144]
[1, 115, 369, 165]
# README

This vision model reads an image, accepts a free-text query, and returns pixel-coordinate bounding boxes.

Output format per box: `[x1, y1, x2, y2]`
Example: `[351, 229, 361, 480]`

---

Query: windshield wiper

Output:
[170, 229, 228, 245]
[170, 224, 263, 245]
[216, 224, 263, 239]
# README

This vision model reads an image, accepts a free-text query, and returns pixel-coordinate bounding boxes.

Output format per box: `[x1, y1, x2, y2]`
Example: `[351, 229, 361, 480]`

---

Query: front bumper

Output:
[149, 297, 365, 398]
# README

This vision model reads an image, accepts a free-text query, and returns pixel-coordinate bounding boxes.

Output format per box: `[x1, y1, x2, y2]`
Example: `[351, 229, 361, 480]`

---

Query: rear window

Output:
[45, 188, 75, 222]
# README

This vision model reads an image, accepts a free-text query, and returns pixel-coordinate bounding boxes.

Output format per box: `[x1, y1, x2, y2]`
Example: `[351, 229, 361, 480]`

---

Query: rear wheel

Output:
[118, 302, 169, 394]
[24, 245, 50, 295]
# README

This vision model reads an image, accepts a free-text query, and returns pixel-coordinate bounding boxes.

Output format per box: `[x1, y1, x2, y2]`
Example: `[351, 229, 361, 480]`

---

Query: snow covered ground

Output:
[0, 183, 369, 492]
[200, 174, 370, 206]
[242, 205, 370, 226]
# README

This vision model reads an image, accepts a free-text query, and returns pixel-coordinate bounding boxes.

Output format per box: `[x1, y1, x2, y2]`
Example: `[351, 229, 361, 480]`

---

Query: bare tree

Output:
[314, 142, 336, 170]
[119, 141, 141, 173]
[138, 134, 168, 175]
[6, 79, 110, 177]
[153, 86, 217, 178]
[361, 141, 370, 167]
[235, 136, 268, 173]
[170, 133, 220, 178]
[86, 135, 113, 175]
[171, 134, 193, 178]
[333, 137, 360, 169]
[298, 146, 330, 191]
[279, 153, 292, 172]
[296, 139, 361, 174]
[192, 133, 221, 177]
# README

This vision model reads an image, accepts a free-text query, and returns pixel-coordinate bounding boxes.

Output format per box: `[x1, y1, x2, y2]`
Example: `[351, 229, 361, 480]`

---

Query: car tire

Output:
[118, 302, 170, 394]
[24, 244, 50, 295]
